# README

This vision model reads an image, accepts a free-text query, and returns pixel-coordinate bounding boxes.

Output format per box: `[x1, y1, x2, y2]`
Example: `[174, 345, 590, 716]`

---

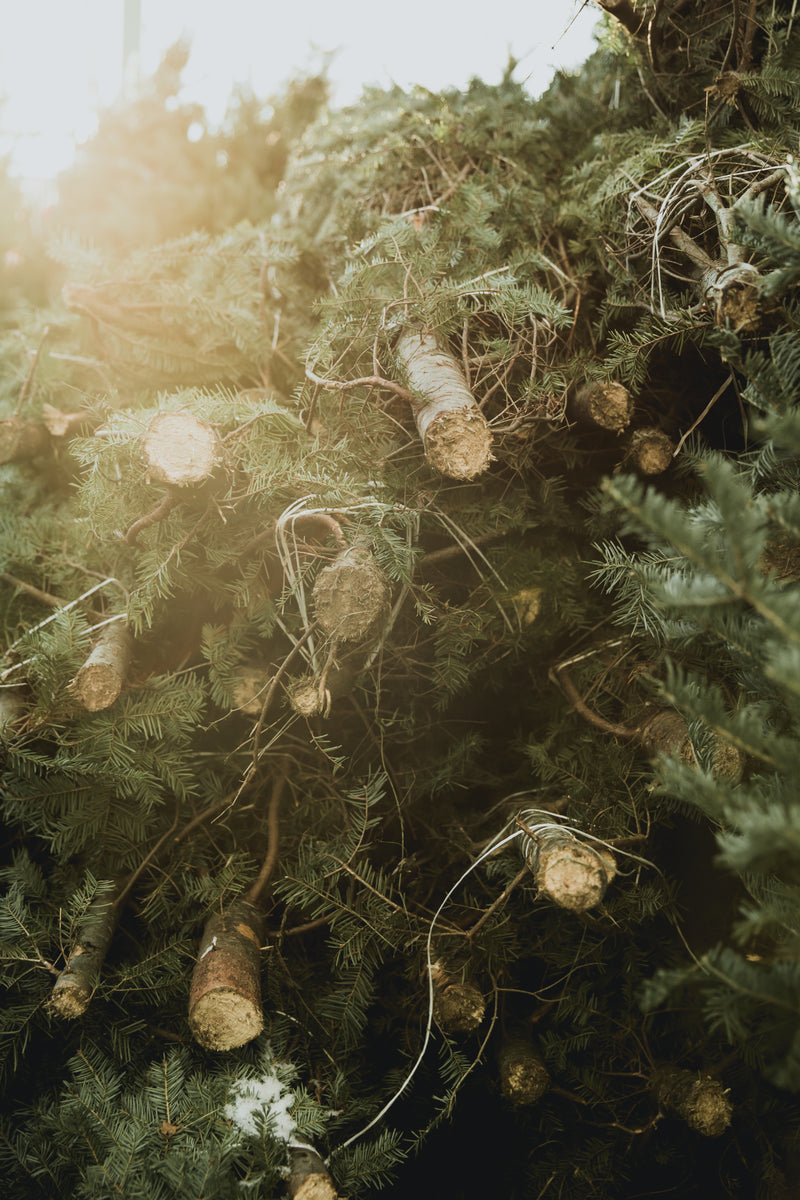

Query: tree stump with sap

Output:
[572, 381, 634, 433]
[654, 1066, 732, 1137]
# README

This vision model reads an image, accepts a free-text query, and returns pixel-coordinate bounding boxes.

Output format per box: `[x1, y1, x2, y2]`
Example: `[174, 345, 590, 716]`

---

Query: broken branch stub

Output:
[141, 411, 220, 486]
[523, 825, 616, 912]
[396, 330, 493, 480]
[50, 885, 121, 1018]
[312, 545, 391, 644]
[188, 900, 265, 1051]
[70, 621, 132, 712]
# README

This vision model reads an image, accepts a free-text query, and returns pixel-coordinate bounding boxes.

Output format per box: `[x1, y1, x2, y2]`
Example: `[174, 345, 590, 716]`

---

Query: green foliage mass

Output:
[3, 5, 800, 1198]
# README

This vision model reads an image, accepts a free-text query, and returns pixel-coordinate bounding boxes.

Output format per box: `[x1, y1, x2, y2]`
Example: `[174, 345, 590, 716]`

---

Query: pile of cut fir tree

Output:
[2, 3, 800, 1196]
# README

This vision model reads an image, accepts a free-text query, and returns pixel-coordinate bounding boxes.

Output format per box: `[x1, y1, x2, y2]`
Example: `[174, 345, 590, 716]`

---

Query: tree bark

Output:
[70, 621, 132, 712]
[396, 330, 493, 480]
[0, 417, 50, 465]
[141, 411, 220, 486]
[50, 885, 121, 1018]
[188, 900, 265, 1051]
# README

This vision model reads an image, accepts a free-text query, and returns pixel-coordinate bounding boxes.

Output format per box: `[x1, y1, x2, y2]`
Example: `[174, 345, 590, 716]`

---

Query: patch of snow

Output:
[225, 1070, 297, 1142]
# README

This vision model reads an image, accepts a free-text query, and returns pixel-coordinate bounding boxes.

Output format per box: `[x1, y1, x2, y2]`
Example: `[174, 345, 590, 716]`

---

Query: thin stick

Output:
[244, 773, 287, 904]
[551, 663, 639, 738]
[13, 326, 50, 418]
[124, 493, 176, 546]
[305, 365, 417, 406]
[465, 865, 528, 939]
[673, 374, 733, 457]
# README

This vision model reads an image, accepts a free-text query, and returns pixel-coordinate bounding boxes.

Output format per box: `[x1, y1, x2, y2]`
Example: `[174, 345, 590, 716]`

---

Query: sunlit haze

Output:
[1, 1, 598, 187]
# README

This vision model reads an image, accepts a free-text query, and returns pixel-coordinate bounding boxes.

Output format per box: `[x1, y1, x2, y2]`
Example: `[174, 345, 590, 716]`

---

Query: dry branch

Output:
[141, 411, 220, 486]
[396, 329, 493, 480]
[640, 709, 743, 782]
[69, 621, 133, 712]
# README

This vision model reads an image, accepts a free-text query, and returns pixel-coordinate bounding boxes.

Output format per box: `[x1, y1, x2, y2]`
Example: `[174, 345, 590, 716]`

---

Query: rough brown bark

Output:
[69, 621, 132, 712]
[288, 1146, 338, 1200]
[572, 382, 634, 433]
[654, 1066, 733, 1137]
[50, 886, 121, 1018]
[433, 981, 486, 1033]
[396, 330, 493, 480]
[188, 900, 265, 1050]
[524, 826, 617, 912]
[498, 1035, 551, 1105]
[312, 544, 391, 644]
[0, 417, 50, 465]
[626, 427, 675, 475]
[141, 411, 220, 486]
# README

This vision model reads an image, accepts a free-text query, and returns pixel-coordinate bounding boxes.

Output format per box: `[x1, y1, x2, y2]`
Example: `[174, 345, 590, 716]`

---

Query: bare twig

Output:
[13, 326, 50, 418]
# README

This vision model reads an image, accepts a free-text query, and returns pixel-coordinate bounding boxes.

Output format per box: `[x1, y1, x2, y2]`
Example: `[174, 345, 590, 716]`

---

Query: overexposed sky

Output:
[0, 1, 600, 181]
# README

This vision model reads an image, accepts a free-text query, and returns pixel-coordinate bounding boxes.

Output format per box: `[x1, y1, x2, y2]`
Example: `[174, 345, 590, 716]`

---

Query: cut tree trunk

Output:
[69, 621, 132, 712]
[312, 544, 391, 644]
[625, 427, 675, 475]
[0, 418, 50, 465]
[141, 411, 220, 486]
[433, 980, 486, 1033]
[396, 330, 493, 480]
[523, 825, 616, 912]
[288, 1146, 338, 1200]
[639, 709, 743, 782]
[572, 382, 634, 433]
[188, 899, 265, 1051]
[498, 1035, 551, 1105]
[50, 885, 121, 1018]
[653, 1066, 733, 1137]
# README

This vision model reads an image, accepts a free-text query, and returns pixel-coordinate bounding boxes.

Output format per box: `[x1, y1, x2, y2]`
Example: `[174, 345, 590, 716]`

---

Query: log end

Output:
[574, 382, 633, 433]
[499, 1038, 551, 1105]
[682, 1078, 733, 1137]
[629, 427, 675, 475]
[70, 663, 124, 712]
[312, 547, 391, 643]
[424, 408, 493, 481]
[188, 988, 264, 1051]
[49, 979, 92, 1019]
[433, 982, 485, 1034]
[141, 411, 219, 486]
[535, 840, 616, 912]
